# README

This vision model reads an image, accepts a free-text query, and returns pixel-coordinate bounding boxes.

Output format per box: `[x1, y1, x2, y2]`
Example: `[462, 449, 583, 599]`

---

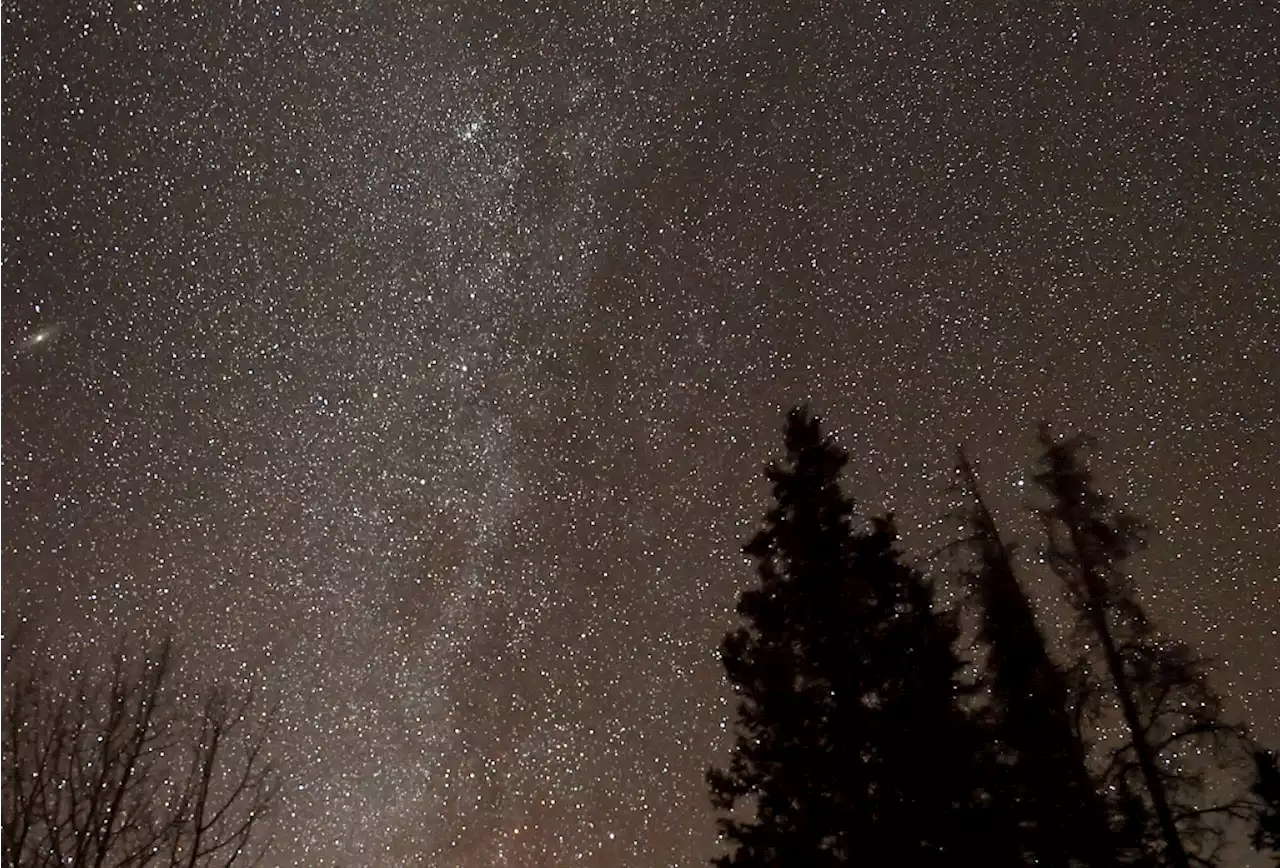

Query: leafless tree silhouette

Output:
[3, 633, 278, 868]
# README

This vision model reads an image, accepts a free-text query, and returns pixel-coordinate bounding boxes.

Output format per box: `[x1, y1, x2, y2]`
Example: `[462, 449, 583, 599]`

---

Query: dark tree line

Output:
[4, 406, 1273, 868]
[710, 407, 1278, 868]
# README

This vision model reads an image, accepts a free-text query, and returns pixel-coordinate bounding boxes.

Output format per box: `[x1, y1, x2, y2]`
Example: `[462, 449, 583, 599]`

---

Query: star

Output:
[2, 2, 1275, 866]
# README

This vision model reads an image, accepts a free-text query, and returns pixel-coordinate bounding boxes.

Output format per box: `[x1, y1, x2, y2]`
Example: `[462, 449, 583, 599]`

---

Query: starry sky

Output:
[3, 1, 1278, 865]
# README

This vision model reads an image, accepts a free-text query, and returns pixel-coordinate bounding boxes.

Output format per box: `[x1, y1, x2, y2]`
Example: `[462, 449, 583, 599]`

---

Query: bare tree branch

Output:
[2, 634, 279, 868]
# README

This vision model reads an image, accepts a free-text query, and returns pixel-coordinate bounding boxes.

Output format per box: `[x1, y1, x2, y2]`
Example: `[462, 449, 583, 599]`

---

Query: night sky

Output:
[3, 1, 1278, 866]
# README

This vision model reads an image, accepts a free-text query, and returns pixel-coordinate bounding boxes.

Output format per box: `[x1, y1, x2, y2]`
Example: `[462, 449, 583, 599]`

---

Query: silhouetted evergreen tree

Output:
[1033, 427, 1249, 868]
[954, 448, 1119, 868]
[1110, 775, 1162, 868]
[1252, 749, 1280, 860]
[708, 407, 993, 868]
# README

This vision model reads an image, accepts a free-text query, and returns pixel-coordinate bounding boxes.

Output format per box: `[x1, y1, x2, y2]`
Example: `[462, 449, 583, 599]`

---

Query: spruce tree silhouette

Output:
[1034, 427, 1249, 868]
[954, 447, 1119, 868]
[1252, 749, 1280, 860]
[708, 407, 992, 868]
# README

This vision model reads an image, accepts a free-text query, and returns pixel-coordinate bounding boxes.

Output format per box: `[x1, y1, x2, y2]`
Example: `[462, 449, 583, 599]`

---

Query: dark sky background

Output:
[3, 1, 1277, 865]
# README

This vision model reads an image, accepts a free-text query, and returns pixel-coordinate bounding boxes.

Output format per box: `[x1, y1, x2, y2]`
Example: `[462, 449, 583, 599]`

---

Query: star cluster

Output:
[3, 1, 1277, 866]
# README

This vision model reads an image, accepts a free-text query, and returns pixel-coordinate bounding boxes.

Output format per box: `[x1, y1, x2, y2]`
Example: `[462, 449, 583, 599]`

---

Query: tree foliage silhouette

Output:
[1252, 749, 1280, 860]
[953, 448, 1119, 868]
[708, 407, 993, 867]
[1033, 427, 1249, 868]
